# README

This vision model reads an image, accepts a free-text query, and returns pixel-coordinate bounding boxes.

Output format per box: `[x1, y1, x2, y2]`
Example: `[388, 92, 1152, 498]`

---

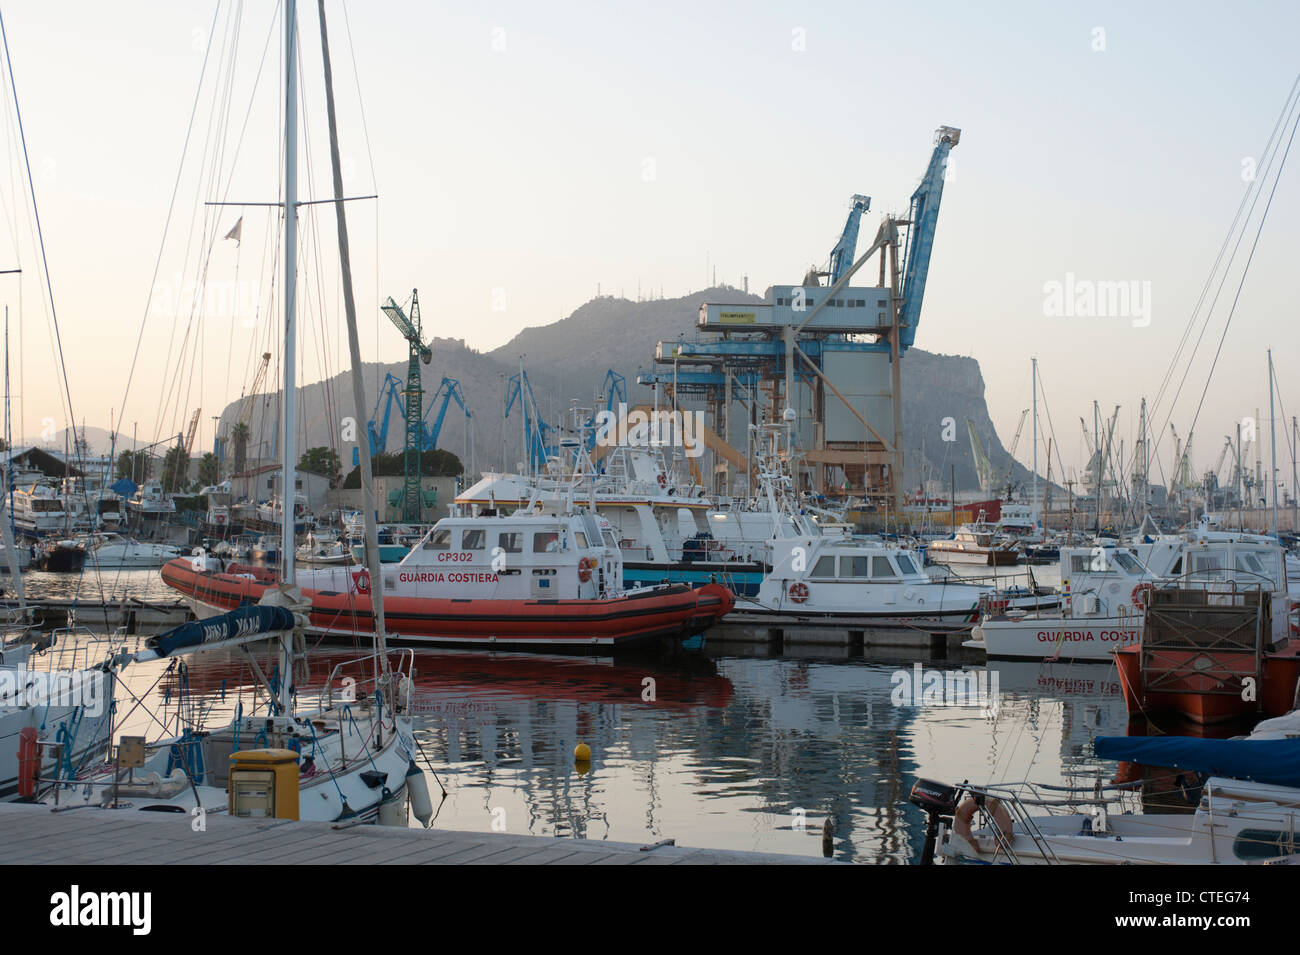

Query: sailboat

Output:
[38, 0, 431, 824]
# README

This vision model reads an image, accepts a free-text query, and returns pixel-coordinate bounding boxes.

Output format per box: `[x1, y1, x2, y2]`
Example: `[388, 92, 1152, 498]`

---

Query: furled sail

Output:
[136, 605, 296, 661]
[1095, 735, 1300, 789]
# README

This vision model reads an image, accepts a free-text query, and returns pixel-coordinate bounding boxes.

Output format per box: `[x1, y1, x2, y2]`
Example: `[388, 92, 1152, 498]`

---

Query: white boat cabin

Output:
[299, 510, 624, 601]
[1057, 545, 1155, 617]
[757, 533, 987, 615]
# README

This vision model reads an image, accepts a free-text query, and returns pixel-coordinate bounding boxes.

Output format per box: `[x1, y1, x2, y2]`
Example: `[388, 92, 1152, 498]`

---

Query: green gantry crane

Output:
[381, 290, 432, 523]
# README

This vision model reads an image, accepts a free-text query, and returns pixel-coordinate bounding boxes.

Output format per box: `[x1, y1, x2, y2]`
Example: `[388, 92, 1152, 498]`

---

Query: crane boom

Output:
[897, 126, 960, 348]
[827, 194, 871, 284]
[183, 408, 201, 456]
[999, 408, 1029, 490]
[966, 418, 994, 493]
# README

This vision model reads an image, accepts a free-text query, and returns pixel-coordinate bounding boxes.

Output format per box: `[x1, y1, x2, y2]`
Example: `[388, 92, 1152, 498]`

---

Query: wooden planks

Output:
[0, 804, 832, 865]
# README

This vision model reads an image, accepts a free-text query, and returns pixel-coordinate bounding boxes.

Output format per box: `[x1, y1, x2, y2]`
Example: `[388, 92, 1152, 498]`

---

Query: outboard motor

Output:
[909, 778, 961, 865]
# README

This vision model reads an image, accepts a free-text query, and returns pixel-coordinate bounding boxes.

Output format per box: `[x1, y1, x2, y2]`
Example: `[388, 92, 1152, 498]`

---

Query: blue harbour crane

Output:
[640, 126, 960, 507]
[504, 363, 555, 475]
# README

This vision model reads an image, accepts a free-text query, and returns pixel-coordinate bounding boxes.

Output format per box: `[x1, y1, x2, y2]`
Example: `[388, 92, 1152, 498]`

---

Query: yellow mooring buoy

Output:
[574, 742, 592, 763]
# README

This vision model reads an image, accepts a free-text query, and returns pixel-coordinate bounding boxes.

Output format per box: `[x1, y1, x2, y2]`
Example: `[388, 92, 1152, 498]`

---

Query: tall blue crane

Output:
[353, 372, 469, 466]
[827, 194, 871, 285]
[424, 377, 470, 452]
[504, 364, 555, 474]
[583, 369, 626, 452]
[897, 126, 960, 349]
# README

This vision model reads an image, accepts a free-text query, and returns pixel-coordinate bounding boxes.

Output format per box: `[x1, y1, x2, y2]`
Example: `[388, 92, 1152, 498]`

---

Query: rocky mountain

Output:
[213, 287, 1033, 496]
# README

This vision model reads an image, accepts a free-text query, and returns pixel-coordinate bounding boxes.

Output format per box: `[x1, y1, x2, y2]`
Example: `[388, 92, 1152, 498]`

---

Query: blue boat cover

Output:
[146, 604, 296, 658]
[110, 478, 138, 497]
[1095, 735, 1300, 788]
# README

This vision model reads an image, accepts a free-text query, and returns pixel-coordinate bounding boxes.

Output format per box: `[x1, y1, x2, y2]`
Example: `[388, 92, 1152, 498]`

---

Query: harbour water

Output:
[15, 560, 1128, 863]
[56, 618, 1122, 863]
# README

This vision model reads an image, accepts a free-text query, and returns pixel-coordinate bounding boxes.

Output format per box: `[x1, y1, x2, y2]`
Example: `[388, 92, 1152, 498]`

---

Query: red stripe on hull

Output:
[161, 559, 734, 648]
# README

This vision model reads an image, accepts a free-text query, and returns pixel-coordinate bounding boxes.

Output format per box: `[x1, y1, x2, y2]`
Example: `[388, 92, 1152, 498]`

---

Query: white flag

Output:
[223, 216, 243, 246]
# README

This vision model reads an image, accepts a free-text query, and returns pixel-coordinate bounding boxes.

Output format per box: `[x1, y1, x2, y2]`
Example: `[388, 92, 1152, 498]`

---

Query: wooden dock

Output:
[0, 804, 833, 865]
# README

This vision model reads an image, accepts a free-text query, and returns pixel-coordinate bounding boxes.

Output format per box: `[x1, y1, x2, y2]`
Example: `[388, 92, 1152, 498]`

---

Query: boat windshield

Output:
[1111, 551, 1148, 575]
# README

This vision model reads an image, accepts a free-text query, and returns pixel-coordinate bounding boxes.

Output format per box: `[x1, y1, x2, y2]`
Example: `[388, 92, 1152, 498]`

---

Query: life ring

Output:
[1130, 582, 1155, 609]
[578, 557, 595, 583]
[788, 582, 809, 604]
[353, 569, 371, 594]
[951, 795, 1013, 855]
[657, 473, 667, 488]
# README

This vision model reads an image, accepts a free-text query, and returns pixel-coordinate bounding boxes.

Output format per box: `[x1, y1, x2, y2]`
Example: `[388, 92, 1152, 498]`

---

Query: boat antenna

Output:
[317, 0, 391, 676]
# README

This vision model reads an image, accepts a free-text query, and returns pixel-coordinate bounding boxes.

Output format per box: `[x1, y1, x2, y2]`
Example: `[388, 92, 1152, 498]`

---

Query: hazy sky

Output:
[0, 0, 1296, 489]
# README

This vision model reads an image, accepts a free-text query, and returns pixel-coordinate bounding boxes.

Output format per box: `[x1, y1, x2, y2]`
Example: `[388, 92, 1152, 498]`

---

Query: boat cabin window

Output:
[840, 556, 870, 578]
[1110, 552, 1145, 575]
[533, 531, 561, 553]
[1188, 552, 1227, 580]
[1069, 555, 1098, 574]
[895, 555, 918, 576]
[461, 529, 486, 550]
[499, 532, 522, 553]
[1233, 829, 1293, 860]
[423, 529, 452, 550]
[574, 531, 589, 548]
[810, 556, 836, 578]
[871, 557, 898, 579]
[602, 530, 617, 548]
[1234, 550, 1279, 584]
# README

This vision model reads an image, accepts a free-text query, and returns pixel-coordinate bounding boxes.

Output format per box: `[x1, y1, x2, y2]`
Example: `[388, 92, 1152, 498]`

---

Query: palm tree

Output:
[198, 452, 220, 487]
[231, 422, 250, 475]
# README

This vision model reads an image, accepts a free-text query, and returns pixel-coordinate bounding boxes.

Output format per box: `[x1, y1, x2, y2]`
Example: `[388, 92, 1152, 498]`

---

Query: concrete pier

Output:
[0, 803, 835, 865]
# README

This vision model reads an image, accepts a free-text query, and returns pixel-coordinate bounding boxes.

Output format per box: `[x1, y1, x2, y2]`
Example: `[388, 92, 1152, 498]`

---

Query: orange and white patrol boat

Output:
[162, 507, 734, 651]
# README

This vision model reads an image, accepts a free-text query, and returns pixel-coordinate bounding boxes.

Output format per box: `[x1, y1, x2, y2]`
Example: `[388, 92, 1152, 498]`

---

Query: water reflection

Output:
[83, 635, 1142, 863]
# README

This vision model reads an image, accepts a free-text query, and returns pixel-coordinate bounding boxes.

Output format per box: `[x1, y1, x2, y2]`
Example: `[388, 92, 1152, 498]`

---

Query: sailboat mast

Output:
[1269, 349, 1277, 537]
[1031, 356, 1038, 536]
[317, 0, 390, 668]
[278, 0, 299, 715]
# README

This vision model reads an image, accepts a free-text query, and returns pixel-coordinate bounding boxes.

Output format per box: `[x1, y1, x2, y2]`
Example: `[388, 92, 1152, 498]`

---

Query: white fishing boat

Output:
[722, 429, 1056, 629]
[296, 531, 352, 566]
[81, 532, 181, 569]
[10, 484, 66, 535]
[926, 519, 1020, 566]
[969, 537, 1295, 661]
[965, 545, 1154, 660]
[127, 482, 175, 520]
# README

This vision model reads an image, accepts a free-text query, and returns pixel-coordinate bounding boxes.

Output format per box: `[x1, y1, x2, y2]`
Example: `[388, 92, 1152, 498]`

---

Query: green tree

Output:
[116, 449, 151, 483]
[342, 449, 463, 489]
[298, 446, 341, 487]
[198, 452, 220, 487]
[161, 444, 189, 493]
[231, 422, 250, 474]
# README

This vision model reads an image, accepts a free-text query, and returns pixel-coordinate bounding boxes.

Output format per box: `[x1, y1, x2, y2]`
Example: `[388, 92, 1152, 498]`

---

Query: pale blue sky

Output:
[0, 0, 1295, 486]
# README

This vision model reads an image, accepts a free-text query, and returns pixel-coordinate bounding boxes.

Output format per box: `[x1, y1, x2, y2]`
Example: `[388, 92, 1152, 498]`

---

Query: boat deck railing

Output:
[322, 648, 416, 710]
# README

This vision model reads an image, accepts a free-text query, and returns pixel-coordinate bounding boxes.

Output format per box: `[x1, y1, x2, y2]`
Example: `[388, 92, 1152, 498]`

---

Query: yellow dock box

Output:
[228, 749, 300, 820]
